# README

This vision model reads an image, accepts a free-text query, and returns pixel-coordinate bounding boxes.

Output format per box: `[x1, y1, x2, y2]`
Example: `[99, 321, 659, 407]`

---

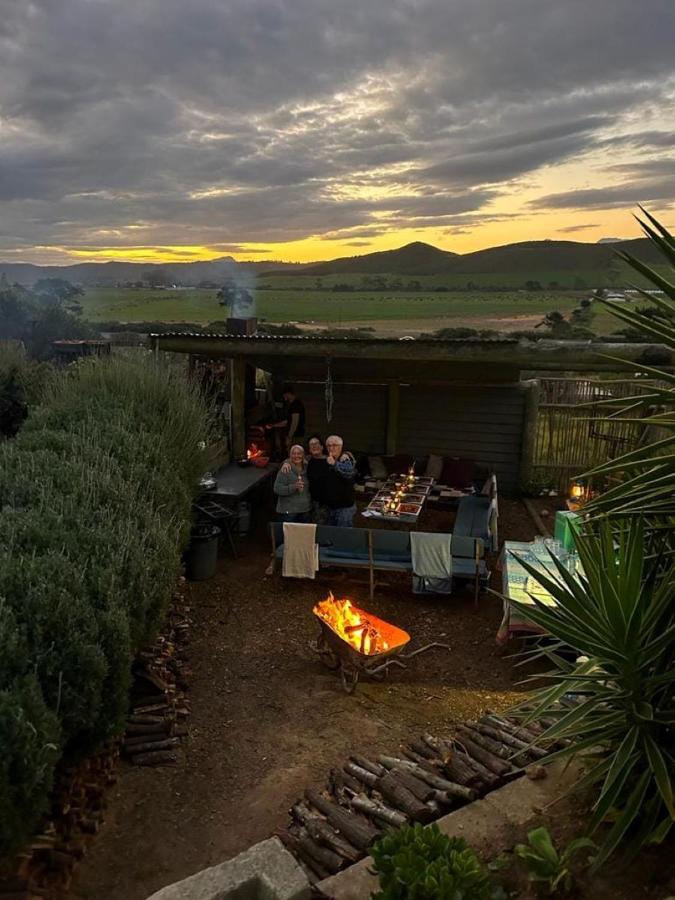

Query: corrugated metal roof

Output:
[151, 331, 519, 344]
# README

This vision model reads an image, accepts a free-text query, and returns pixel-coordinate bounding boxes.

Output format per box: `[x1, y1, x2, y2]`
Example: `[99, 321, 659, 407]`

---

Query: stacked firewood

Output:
[123, 593, 193, 766]
[277, 711, 552, 884]
[0, 745, 119, 900]
[0, 591, 193, 900]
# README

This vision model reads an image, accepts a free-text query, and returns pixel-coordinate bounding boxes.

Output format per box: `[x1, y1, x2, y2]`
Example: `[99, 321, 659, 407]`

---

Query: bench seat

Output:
[270, 522, 487, 602]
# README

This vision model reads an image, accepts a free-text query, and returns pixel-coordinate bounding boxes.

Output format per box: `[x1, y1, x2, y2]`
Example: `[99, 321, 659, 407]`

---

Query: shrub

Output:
[509, 520, 674, 869]
[0, 343, 52, 437]
[0, 356, 214, 857]
[514, 826, 595, 894]
[370, 823, 504, 899]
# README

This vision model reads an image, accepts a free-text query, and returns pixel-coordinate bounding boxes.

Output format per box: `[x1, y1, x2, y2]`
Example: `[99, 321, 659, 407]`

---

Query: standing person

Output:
[324, 435, 356, 527]
[273, 445, 312, 523]
[265, 384, 305, 457]
[306, 434, 330, 524]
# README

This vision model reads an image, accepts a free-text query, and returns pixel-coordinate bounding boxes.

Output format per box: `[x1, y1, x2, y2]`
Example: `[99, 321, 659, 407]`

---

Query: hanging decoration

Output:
[325, 357, 334, 422]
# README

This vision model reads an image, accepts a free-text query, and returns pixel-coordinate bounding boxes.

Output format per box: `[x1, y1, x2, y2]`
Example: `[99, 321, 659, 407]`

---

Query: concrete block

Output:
[146, 837, 310, 900]
[318, 857, 377, 900]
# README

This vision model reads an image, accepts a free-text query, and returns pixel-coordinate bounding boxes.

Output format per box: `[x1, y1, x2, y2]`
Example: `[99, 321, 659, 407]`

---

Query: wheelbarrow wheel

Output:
[340, 663, 359, 694]
[311, 633, 341, 671]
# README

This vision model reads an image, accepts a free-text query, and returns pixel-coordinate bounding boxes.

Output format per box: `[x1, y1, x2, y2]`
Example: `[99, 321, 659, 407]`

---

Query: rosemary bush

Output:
[0, 356, 213, 857]
[0, 342, 51, 437]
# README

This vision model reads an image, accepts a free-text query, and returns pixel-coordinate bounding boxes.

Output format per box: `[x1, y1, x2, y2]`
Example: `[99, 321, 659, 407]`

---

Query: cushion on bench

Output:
[454, 495, 491, 542]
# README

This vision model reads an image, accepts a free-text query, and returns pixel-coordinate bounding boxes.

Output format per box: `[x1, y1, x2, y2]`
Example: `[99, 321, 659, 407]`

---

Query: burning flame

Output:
[313, 593, 390, 656]
[247, 443, 263, 460]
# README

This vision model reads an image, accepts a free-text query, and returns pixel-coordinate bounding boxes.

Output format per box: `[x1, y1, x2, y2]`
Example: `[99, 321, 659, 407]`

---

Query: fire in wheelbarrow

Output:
[312, 593, 449, 693]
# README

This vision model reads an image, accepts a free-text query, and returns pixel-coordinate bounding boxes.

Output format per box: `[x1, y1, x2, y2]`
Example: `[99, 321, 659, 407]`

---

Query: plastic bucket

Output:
[185, 524, 221, 581]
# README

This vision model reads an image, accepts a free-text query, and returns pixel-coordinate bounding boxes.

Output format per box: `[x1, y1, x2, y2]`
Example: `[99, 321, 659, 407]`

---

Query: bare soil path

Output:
[70, 500, 537, 900]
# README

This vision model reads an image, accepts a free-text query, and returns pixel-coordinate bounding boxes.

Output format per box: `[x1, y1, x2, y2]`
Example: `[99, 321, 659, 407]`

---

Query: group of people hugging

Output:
[273, 434, 356, 527]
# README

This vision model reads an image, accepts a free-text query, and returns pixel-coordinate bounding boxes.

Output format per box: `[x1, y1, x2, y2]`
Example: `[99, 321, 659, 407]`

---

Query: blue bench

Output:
[454, 495, 498, 551]
[269, 523, 487, 602]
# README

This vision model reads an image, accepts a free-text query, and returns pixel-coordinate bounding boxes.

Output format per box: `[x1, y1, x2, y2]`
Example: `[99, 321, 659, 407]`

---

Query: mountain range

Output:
[0, 238, 659, 286]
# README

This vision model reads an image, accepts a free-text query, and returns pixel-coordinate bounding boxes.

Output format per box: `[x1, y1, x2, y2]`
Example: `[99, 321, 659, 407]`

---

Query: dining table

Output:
[360, 473, 434, 526]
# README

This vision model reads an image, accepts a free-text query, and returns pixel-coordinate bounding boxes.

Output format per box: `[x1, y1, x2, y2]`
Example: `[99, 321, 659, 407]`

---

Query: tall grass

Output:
[0, 355, 214, 857]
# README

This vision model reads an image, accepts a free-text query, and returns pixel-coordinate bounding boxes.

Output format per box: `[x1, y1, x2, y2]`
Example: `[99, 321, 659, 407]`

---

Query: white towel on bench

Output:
[282, 522, 319, 579]
[411, 532, 452, 579]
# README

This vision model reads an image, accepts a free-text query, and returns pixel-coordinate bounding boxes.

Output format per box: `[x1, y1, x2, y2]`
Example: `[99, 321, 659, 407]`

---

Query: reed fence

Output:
[531, 377, 654, 492]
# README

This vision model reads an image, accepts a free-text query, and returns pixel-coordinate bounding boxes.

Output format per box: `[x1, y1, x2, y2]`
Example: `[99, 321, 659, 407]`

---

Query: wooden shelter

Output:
[152, 332, 672, 493]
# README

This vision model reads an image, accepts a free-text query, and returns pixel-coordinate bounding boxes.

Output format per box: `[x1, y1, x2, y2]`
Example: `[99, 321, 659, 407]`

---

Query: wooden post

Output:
[231, 357, 247, 458]
[386, 382, 400, 456]
[519, 379, 540, 489]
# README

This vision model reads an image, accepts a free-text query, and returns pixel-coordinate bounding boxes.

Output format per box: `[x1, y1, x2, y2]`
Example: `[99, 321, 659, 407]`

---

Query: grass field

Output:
[258, 270, 616, 290]
[81, 286, 627, 335]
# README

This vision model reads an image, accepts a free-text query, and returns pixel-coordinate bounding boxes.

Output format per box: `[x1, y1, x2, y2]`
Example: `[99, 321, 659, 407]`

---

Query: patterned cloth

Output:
[496, 541, 582, 645]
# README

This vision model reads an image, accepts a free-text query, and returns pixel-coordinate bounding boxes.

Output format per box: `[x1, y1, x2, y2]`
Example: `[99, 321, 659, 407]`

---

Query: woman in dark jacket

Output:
[306, 434, 330, 524]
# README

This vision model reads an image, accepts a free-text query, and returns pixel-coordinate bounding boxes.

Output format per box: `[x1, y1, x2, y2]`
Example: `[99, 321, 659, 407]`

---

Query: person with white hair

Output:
[273, 444, 312, 523]
[324, 434, 357, 527]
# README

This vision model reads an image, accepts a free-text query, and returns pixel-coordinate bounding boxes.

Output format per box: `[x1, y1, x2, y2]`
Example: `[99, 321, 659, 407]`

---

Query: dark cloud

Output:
[531, 181, 675, 210]
[558, 224, 601, 233]
[0, 0, 674, 256]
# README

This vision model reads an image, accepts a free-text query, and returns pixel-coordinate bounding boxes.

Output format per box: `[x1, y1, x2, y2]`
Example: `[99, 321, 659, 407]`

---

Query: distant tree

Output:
[0, 280, 98, 359]
[524, 279, 543, 291]
[0, 282, 33, 341]
[27, 306, 97, 360]
[315, 277, 324, 290]
[548, 280, 560, 290]
[33, 278, 84, 313]
[406, 280, 422, 291]
[574, 276, 588, 290]
[571, 297, 595, 327]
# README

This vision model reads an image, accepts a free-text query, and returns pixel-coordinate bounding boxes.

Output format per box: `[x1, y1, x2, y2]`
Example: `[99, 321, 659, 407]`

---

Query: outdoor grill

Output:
[312, 593, 448, 693]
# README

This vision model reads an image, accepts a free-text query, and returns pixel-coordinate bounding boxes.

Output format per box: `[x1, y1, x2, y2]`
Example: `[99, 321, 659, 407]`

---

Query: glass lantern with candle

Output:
[568, 479, 587, 509]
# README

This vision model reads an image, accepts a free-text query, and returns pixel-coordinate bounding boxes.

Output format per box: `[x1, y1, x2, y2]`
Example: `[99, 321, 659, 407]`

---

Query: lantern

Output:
[569, 479, 586, 502]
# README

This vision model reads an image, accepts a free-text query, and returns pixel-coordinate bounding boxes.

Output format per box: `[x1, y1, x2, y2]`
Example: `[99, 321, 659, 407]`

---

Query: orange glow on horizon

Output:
[54, 208, 650, 266]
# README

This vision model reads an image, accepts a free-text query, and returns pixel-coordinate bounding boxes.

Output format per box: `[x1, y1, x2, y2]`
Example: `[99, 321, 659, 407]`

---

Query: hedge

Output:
[0, 343, 51, 437]
[0, 355, 213, 857]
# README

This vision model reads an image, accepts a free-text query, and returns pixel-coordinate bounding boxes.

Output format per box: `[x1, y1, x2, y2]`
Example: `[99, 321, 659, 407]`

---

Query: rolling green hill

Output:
[297, 238, 660, 277]
[298, 241, 457, 276]
[0, 237, 664, 291]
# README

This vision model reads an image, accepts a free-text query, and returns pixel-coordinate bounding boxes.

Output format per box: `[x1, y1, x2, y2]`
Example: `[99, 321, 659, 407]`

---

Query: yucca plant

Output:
[508, 519, 674, 870]
[581, 208, 675, 527]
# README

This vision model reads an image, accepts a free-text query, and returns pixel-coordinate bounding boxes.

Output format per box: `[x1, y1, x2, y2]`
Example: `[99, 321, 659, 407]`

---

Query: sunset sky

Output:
[1, 0, 674, 265]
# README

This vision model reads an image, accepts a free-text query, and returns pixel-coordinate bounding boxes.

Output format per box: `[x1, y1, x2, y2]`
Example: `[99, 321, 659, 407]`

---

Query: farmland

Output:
[80, 286, 624, 335]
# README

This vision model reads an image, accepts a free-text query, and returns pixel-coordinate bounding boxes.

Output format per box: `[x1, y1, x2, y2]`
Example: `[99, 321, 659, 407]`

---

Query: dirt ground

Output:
[70, 498, 541, 900]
